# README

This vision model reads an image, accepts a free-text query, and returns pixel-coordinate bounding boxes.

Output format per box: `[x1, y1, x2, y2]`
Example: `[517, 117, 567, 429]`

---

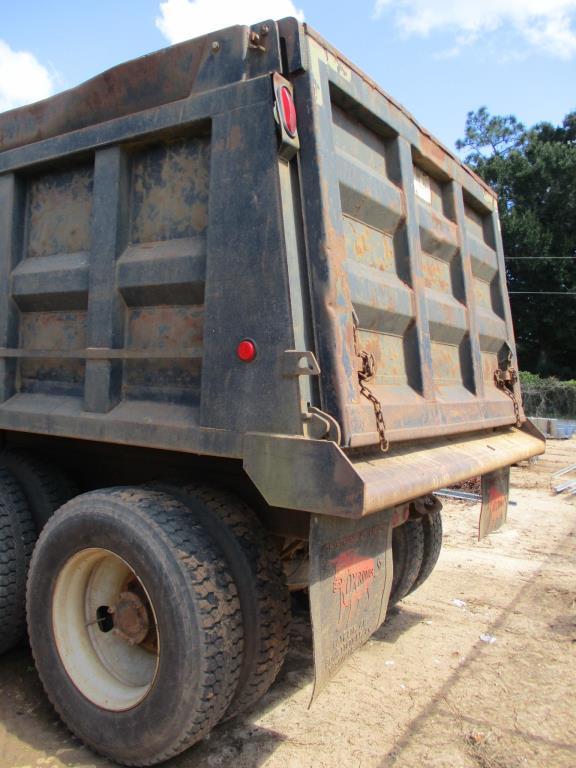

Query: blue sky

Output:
[1, 0, 575, 152]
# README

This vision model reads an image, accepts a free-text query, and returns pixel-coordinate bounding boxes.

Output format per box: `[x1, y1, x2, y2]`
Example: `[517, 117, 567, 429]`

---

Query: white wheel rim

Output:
[52, 548, 160, 711]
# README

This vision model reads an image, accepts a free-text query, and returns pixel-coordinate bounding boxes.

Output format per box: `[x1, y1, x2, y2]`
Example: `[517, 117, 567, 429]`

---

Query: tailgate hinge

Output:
[248, 27, 269, 52]
[352, 312, 389, 452]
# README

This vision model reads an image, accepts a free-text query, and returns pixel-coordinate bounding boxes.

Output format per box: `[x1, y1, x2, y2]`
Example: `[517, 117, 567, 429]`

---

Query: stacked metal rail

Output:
[552, 464, 576, 495]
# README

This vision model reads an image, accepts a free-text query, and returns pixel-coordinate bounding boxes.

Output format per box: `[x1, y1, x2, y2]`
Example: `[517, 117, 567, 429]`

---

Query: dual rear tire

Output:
[389, 509, 443, 606]
[25, 485, 291, 766]
[1, 446, 442, 765]
[0, 450, 76, 655]
[155, 483, 291, 720]
[2, 450, 443, 765]
[0, 452, 291, 766]
[0, 468, 36, 655]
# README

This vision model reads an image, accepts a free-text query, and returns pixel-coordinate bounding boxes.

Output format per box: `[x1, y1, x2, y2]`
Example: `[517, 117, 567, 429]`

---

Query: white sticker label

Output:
[414, 167, 432, 204]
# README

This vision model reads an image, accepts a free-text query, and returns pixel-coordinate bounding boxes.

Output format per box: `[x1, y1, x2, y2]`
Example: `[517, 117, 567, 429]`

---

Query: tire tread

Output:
[389, 519, 425, 606]
[1, 449, 78, 530]
[178, 483, 291, 717]
[0, 467, 36, 654]
[27, 487, 243, 767]
[408, 510, 443, 595]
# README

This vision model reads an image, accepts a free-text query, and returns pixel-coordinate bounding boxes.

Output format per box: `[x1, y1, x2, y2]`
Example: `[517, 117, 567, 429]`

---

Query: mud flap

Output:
[479, 467, 510, 540]
[308, 508, 393, 701]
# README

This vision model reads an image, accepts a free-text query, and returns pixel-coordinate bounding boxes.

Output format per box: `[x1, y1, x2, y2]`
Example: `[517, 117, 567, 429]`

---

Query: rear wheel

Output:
[408, 509, 443, 595]
[0, 468, 36, 654]
[27, 488, 243, 767]
[0, 449, 77, 531]
[158, 483, 291, 718]
[389, 519, 424, 606]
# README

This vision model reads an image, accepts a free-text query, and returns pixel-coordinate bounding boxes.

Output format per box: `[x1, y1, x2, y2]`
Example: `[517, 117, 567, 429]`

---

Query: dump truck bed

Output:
[0, 19, 544, 517]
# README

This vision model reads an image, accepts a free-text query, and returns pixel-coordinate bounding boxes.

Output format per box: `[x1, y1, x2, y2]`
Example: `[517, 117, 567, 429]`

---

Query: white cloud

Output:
[156, 0, 304, 44]
[0, 40, 55, 113]
[373, 0, 576, 59]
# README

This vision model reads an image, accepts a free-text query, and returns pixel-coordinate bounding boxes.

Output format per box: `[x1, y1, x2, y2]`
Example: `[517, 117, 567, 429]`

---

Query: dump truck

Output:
[0, 18, 545, 766]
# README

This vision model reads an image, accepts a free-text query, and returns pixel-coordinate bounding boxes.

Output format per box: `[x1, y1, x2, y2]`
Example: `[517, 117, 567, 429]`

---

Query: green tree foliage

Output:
[457, 108, 576, 378]
[456, 106, 526, 162]
[519, 371, 576, 418]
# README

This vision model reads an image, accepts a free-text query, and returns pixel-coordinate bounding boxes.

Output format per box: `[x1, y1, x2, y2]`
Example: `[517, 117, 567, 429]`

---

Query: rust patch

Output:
[20, 310, 87, 352]
[358, 330, 407, 386]
[343, 216, 395, 273]
[27, 166, 93, 258]
[227, 124, 243, 151]
[126, 305, 203, 350]
[422, 253, 451, 293]
[431, 341, 461, 385]
[420, 133, 449, 170]
[124, 305, 204, 404]
[474, 277, 492, 309]
[190, 201, 208, 231]
[130, 136, 211, 244]
[481, 351, 500, 383]
[0, 29, 232, 153]
[19, 310, 87, 392]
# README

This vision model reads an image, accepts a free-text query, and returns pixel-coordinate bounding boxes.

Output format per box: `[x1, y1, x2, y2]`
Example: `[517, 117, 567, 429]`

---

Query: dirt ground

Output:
[1, 439, 575, 768]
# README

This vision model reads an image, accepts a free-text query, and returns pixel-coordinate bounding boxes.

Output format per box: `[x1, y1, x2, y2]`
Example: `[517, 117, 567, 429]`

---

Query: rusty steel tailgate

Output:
[280, 19, 525, 450]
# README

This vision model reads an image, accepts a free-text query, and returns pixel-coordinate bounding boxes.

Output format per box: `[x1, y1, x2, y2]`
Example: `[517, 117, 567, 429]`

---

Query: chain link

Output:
[353, 322, 389, 452]
[494, 368, 522, 428]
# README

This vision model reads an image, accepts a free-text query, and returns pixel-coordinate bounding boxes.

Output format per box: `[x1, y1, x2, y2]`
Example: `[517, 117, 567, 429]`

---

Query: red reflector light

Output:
[237, 339, 257, 362]
[279, 85, 297, 138]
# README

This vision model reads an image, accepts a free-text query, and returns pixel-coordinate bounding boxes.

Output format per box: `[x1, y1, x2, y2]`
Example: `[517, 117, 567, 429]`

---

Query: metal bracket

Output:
[302, 405, 342, 442]
[282, 349, 320, 377]
[248, 24, 269, 52]
[302, 409, 331, 440]
[308, 406, 341, 443]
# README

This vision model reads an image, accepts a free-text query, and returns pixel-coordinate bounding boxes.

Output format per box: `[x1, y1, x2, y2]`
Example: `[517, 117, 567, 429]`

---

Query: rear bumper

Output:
[243, 420, 545, 518]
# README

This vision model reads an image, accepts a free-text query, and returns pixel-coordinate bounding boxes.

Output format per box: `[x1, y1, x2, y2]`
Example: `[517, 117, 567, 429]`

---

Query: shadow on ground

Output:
[0, 596, 424, 767]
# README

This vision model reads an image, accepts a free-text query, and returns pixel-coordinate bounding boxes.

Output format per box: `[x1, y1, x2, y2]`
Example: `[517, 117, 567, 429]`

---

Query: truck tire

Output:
[389, 519, 425, 607]
[27, 488, 244, 767]
[0, 449, 78, 531]
[0, 467, 36, 655]
[158, 483, 291, 719]
[408, 509, 443, 595]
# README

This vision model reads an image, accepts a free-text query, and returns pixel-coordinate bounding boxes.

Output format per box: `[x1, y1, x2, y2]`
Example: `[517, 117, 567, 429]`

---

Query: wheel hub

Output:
[52, 548, 159, 711]
[110, 590, 150, 645]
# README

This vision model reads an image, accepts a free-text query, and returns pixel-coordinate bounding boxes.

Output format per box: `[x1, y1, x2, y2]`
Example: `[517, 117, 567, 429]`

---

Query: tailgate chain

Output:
[494, 367, 522, 428]
[353, 316, 389, 452]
